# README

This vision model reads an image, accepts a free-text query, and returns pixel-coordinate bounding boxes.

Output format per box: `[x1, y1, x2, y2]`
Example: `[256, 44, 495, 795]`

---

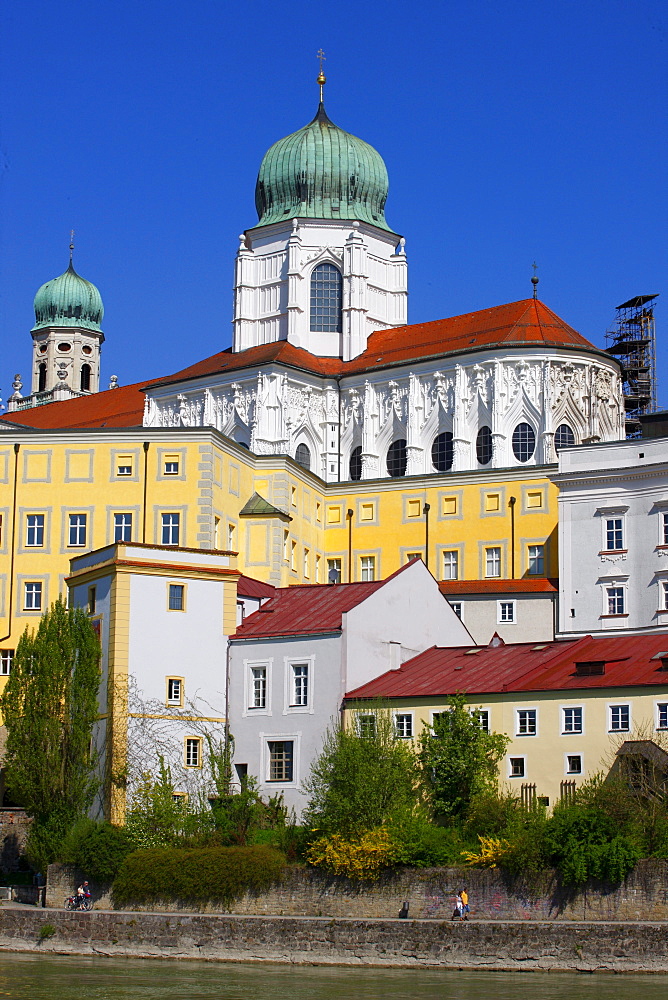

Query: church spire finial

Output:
[531, 260, 539, 299]
[316, 48, 326, 104]
[69, 229, 75, 267]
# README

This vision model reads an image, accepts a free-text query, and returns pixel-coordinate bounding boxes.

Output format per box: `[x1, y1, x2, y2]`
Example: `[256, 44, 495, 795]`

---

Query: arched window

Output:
[38, 363, 47, 392]
[80, 364, 91, 392]
[512, 422, 536, 462]
[310, 263, 342, 333]
[386, 439, 407, 478]
[349, 446, 362, 481]
[555, 423, 575, 452]
[432, 431, 454, 473]
[295, 443, 311, 470]
[476, 426, 493, 465]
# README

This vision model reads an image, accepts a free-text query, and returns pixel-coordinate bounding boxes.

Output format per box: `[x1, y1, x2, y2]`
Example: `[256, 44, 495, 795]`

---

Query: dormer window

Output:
[575, 661, 605, 676]
[310, 263, 342, 333]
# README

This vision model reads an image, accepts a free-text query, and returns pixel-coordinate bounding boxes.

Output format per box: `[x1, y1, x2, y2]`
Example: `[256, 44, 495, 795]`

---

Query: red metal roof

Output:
[150, 298, 602, 389]
[237, 574, 277, 600]
[233, 562, 416, 639]
[344, 634, 668, 701]
[439, 579, 558, 596]
[0, 378, 165, 430]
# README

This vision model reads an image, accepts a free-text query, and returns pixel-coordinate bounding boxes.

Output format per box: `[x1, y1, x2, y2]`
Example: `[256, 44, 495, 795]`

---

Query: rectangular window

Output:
[88, 587, 96, 615]
[606, 517, 623, 550]
[167, 678, 182, 705]
[442, 496, 457, 515]
[661, 581, 668, 611]
[68, 513, 87, 547]
[360, 502, 375, 521]
[24, 582, 42, 611]
[657, 703, 668, 730]
[509, 757, 525, 777]
[563, 707, 583, 734]
[227, 523, 236, 550]
[606, 586, 625, 615]
[168, 584, 185, 611]
[116, 457, 132, 476]
[526, 491, 543, 509]
[283, 530, 289, 560]
[185, 737, 201, 768]
[528, 544, 544, 576]
[358, 714, 376, 739]
[663, 512, 668, 545]
[498, 601, 515, 623]
[0, 650, 14, 675]
[517, 709, 537, 736]
[406, 552, 422, 564]
[290, 540, 297, 571]
[114, 513, 132, 543]
[0, 513, 3, 546]
[395, 713, 413, 738]
[161, 513, 180, 546]
[450, 601, 463, 620]
[315, 554, 321, 583]
[290, 663, 309, 707]
[567, 755, 582, 775]
[442, 550, 459, 580]
[485, 493, 500, 512]
[268, 740, 294, 782]
[250, 666, 267, 709]
[303, 548, 310, 578]
[164, 459, 179, 475]
[485, 547, 501, 578]
[360, 555, 375, 582]
[327, 558, 341, 584]
[26, 514, 44, 547]
[473, 709, 489, 732]
[610, 704, 630, 732]
[316, 501, 322, 522]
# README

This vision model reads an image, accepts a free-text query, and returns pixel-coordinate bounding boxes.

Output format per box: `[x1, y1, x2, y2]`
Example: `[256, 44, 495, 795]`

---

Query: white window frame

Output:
[284, 656, 314, 714]
[164, 459, 180, 476]
[527, 544, 544, 576]
[442, 550, 459, 580]
[360, 555, 376, 582]
[327, 557, 342, 583]
[449, 601, 463, 621]
[303, 547, 310, 578]
[184, 736, 202, 769]
[26, 514, 45, 547]
[565, 752, 583, 775]
[166, 677, 184, 707]
[430, 709, 450, 731]
[113, 512, 133, 543]
[243, 659, 272, 717]
[656, 702, 668, 731]
[167, 583, 186, 612]
[23, 581, 43, 611]
[660, 580, 668, 612]
[508, 755, 526, 778]
[606, 585, 625, 615]
[561, 705, 583, 735]
[662, 510, 668, 546]
[516, 707, 538, 736]
[394, 712, 414, 739]
[608, 703, 631, 733]
[68, 513, 87, 548]
[485, 546, 501, 578]
[497, 600, 516, 624]
[261, 733, 301, 787]
[0, 650, 14, 675]
[161, 512, 180, 546]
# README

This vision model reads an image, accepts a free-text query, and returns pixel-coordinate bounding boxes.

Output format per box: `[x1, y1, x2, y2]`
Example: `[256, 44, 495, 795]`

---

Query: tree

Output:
[418, 694, 509, 820]
[0, 597, 101, 867]
[303, 709, 421, 837]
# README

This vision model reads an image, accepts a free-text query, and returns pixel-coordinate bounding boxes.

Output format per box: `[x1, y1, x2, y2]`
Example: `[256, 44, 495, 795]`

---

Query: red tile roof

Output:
[439, 579, 558, 596]
[237, 574, 277, 600]
[233, 562, 415, 639]
[344, 634, 668, 701]
[0, 378, 165, 430]
[150, 298, 604, 389]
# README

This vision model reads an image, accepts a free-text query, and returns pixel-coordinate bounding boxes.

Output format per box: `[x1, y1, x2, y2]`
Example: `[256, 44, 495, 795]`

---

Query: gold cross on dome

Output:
[317, 48, 326, 74]
[316, 48, 327, 102]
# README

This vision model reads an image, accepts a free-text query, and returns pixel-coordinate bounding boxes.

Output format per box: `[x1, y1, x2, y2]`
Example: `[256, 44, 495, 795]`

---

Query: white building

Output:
[554, 437, 668, 637]
[227, 557, 471, 815]
[439, 578, 558, 645]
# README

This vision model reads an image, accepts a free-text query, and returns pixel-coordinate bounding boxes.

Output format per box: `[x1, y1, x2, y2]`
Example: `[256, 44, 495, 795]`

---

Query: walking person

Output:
[461, 886, 470, 920]
[451, 890, 463, 920]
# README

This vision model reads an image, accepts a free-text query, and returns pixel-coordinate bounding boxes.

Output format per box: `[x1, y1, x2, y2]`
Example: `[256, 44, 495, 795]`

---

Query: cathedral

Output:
[6, 80, 624, 478]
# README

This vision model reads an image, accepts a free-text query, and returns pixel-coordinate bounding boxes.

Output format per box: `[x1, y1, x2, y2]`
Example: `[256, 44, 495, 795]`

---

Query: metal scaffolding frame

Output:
[605, 294, 659, 438]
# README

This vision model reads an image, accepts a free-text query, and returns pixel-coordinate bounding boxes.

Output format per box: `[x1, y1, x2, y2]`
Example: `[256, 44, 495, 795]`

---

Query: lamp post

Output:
[347, 508, 353, 582]
[508, 496, 516, 578]
[423, 502, 431, 570]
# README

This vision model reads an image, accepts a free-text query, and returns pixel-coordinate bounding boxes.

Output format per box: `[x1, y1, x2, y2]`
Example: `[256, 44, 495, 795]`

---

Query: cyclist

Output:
[76, 881, 91, 908]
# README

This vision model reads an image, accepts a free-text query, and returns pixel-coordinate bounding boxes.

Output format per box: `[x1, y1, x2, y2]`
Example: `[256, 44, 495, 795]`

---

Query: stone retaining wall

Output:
[0, 909, 666, 971]
[46, 860, 668, 921]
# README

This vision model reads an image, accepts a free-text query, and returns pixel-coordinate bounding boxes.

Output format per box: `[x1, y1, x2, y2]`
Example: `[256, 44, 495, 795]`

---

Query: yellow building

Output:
[343, 634, 668, 809]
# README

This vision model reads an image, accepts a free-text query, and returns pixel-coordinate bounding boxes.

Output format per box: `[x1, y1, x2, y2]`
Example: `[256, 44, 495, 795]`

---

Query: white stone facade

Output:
[143, 349, 625, 482]
[554, 437, 668, 636]
[233, 218, 407, 360]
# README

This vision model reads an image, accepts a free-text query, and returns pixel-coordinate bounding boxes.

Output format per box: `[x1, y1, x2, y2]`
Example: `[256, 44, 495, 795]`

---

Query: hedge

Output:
[112, 845, 286, 907]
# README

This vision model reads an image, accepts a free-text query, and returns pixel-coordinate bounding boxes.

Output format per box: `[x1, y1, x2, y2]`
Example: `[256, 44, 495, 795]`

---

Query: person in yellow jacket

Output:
[461, 887, 470, 920]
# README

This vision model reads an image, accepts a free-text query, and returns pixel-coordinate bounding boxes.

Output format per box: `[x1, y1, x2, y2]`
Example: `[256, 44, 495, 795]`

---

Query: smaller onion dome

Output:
[32, 262, 104, 332]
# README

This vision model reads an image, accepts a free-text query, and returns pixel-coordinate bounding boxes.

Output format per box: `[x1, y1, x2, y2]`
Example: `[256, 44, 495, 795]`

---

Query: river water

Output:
[0, 955, 664, 1000]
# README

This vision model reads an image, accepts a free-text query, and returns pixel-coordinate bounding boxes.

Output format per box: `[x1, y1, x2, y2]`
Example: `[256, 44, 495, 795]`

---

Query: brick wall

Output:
[0, 809, 31, 872]
[46, 859, 668, 921]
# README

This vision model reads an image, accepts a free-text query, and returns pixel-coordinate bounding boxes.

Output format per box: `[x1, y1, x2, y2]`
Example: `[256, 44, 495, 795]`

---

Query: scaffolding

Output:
[605, 294, 659, 438]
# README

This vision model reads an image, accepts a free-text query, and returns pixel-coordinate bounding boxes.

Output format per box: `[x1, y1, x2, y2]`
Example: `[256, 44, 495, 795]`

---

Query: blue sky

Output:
[1, 0, 666, 404]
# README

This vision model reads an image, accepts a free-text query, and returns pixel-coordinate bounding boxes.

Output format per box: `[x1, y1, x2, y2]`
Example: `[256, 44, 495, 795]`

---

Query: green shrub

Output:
[112, 845, 286, 907]
[66, 821, 134, 882]
[390, 818, 467, 868]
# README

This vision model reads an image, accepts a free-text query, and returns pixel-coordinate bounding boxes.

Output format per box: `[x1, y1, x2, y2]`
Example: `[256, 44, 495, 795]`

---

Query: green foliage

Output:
[62, 819, 134, 882]
[0, 598, 101, 869]
[125, 759, 205, 849]
[112, 845, 285, 907]
[543, 802, 640, 885]
[303, 710, 421, 837]
[418, 695, 509, 819]
[305, 827, 396, 880]
[38, 924, 56, 941]
[389, 816, 467, 868]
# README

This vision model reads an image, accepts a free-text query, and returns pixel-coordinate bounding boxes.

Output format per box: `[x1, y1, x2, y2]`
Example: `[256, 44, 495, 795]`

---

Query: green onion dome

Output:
[254, 103, 394, 232]
[32, 262, 104, 332]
